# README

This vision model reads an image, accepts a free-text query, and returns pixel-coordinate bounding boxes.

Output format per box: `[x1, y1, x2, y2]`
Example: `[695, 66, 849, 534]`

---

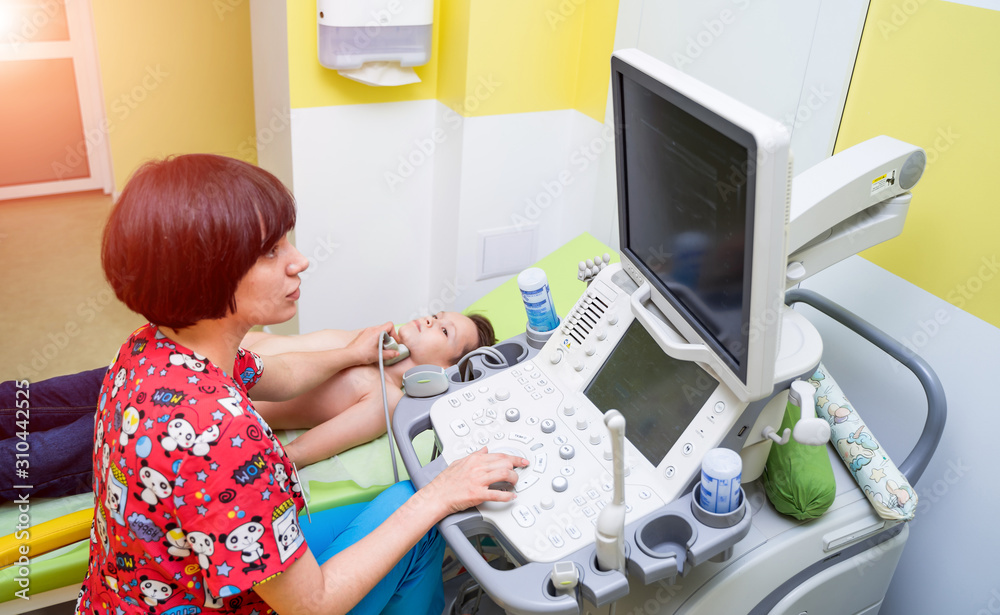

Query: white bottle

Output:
[517, 268, 559, 333]
[699, 448, 743, 514]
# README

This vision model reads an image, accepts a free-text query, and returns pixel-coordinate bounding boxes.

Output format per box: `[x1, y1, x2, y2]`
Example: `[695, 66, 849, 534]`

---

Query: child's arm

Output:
[282, 385, 405, 468]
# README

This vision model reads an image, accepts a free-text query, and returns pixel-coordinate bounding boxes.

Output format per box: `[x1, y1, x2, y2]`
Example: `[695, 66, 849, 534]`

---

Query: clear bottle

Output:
[517, 268, 559, 333]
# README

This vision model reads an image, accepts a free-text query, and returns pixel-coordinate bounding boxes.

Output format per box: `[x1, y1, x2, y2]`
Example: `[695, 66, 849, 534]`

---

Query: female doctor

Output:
[78, 154, 526, 615]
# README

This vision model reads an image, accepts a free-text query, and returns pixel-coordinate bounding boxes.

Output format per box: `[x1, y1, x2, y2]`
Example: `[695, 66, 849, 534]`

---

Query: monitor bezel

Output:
[611, 49, 791, 402]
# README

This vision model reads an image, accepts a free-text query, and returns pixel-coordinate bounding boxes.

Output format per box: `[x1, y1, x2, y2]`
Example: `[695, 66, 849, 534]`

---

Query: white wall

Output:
[290, 102, 612, 331]
[613, 0, 868, 174]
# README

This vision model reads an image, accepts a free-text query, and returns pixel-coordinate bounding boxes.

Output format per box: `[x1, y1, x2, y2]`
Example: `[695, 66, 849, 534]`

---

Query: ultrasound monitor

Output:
[611, 49, 792, 402]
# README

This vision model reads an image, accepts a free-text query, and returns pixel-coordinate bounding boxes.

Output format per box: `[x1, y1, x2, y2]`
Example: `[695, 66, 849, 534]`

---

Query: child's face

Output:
[397, 312, 477, 367]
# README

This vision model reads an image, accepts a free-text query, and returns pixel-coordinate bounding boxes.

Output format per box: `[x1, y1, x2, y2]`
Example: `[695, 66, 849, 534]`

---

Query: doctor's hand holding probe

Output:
[78, 153, 527, 615]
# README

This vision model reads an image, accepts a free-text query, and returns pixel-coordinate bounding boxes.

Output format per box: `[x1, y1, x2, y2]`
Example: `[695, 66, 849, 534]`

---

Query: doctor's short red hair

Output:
[102, 154, 296, 329]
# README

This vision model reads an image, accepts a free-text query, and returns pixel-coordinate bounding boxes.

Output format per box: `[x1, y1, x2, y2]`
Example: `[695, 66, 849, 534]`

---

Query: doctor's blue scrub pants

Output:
[299, 480, 446, 615]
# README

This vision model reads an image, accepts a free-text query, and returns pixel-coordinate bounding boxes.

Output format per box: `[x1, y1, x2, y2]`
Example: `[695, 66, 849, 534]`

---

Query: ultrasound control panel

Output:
[427, 264, 749, 563]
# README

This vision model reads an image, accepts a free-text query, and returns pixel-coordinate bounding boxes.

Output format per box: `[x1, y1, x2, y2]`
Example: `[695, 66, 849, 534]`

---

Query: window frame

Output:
[0, 0, 113, 201]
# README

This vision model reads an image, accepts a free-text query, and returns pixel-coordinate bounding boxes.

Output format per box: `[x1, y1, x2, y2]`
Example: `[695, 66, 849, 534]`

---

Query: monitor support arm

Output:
[785, 135, 927, 288]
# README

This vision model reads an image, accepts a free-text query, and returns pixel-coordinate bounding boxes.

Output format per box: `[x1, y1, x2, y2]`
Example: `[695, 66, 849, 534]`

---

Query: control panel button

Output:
[587, 489, 600, 500]
[604, 448, 613, 461]
[512, 506, 536, 528]
[596, 327, 608, 341]
[551, 476, 569, 492]
[682, 442, 694, 456]
[526, 416, 539, 426]
[509, 432, 533, 445]
[462, 391, 475, 402]
[478, 385, 489, 394]
[576, 418, 588, 430]
[548, 532, 565, 548]
[573, 496, 586, 506]
[584, 343, 596, 356]
[559, 445, 576, 460]
[448, 398, 461, 408]
[533, 453, 548, 473]
[562, 404, 576, 417]
[553, 435, 569, 445]
[589, 433, 602, 445]
[639, 489, 652, 500]
[540, 497, 555, 510]
[560, 466, 575, 476]
[714, 401, 726, 413]
[531, 392, 542, 400]
[582, 506, 595, 517]
[549, 350, 563, 365]
[607, 311, 619, 325]
[543, 386, 556, 395]
[505, 408, 521, 422]
[540, 419, 556, 433]
[522, 362, 535, 371]
[450, 419, 470, 437]
[572, 357, 585, 372]
[565, 524, 582, 540]
[514, 473, 539, 492]
[665, 465, 676, 478]
[495, 388, 511, 401]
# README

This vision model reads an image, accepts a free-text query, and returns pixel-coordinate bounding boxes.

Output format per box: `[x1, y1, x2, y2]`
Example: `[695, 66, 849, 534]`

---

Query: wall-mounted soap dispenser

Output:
[318, 0, 433, 84]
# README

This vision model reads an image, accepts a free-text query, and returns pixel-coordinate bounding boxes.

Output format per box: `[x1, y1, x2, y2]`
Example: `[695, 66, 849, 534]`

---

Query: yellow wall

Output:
[286, 0, 619, 122]
[91, 0, 258, 190]
[836, 0, 1000, 327]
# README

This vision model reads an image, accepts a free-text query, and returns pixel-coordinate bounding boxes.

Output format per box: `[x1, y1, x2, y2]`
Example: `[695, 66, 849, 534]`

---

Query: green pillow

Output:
[762, 397, 836, 520]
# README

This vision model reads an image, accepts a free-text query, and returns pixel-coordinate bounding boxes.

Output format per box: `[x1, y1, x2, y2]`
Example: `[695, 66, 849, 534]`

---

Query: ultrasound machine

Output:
[393, 49, 943, 615]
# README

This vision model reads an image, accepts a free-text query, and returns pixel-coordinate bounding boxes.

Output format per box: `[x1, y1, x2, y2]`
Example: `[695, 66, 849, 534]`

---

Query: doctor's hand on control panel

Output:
[419, 447, 532, 515]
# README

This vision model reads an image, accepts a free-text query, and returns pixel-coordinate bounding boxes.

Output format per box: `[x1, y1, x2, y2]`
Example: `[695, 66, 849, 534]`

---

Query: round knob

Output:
[540, 497, 555, 510]
[596, 327, 608, 341]
[571, 356, 585, 372]
[562, 404, 576, 416]
[589, 433, 602, 445]
[495, 388, 510, 401]
[607, 311, 619, 326]
[584, 343, 596, 356]
[549, 350, 563, 365]
[540, 419, 556, 434]
[604, 448, 613, 461]
[559, 445, 575, 460]
[505, 408, 520, 422]
[576, 418, 588, 430]
[551, 477, 569, 492]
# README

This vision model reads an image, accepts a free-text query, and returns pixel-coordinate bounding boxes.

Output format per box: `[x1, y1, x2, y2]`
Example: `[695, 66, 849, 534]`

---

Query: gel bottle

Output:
[518, 268, 559, 332]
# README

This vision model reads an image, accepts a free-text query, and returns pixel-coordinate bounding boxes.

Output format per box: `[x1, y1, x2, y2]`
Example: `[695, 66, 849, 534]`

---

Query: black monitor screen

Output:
[584, 321, 718, 465]
[616, 69, 755, 380]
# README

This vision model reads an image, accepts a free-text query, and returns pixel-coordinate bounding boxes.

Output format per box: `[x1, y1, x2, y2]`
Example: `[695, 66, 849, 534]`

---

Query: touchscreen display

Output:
[584, 320, 717, 464]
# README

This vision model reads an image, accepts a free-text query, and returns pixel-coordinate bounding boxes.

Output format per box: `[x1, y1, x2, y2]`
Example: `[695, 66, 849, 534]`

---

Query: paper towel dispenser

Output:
[317, 0, 433, 70]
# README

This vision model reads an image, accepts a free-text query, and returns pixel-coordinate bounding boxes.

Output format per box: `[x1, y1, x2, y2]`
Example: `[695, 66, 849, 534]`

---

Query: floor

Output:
[0, 190, 144, 383]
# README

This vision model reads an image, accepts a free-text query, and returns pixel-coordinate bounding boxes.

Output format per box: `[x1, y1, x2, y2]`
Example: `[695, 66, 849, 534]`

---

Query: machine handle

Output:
[630, 283, 711, 363]
[785, 288, 947, 485]
[438, 515, 580, 615]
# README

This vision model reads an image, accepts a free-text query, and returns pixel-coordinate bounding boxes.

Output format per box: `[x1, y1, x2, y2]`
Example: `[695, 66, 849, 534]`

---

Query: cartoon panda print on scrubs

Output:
[135, 461, 172, 511]
[168, 350, 208, 372]
[220, 517, 269, 574]
[217, 384, 247, 417]
[110, 367, 128, 398]
[271, 500, 305, 563]
[138, 575, 177, 609]
[163, 524, 190, 560]
[159, 414, 220, 457]
[186, 531, 216, 569]
[119, 406, 143, 448]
